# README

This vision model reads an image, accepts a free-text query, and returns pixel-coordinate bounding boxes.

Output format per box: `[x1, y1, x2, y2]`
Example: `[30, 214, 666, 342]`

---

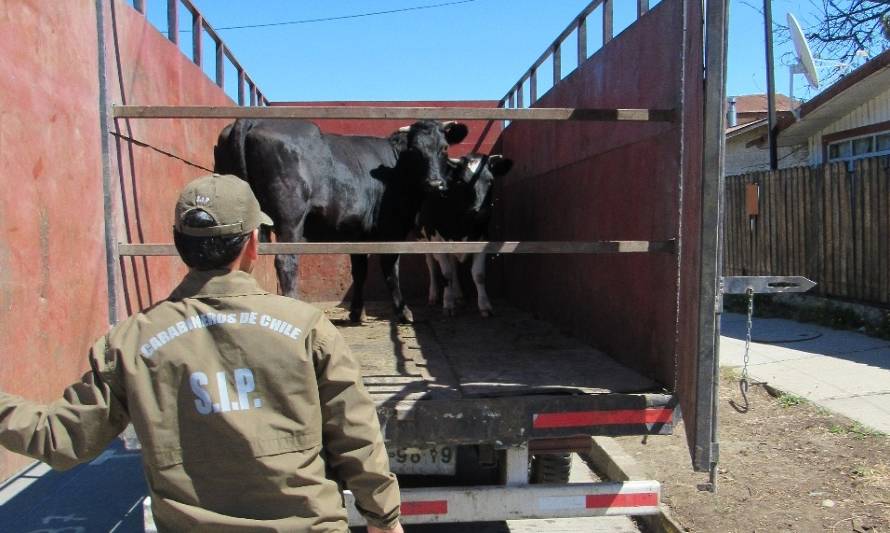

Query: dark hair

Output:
[173, 209, 249, 270]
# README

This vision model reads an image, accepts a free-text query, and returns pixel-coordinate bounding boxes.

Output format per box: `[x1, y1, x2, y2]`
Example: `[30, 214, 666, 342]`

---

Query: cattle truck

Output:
[0, 0, 728, 528]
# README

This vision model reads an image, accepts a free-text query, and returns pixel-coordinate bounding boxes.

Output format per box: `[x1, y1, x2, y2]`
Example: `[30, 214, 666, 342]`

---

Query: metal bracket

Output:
[721, 276, 816, 295]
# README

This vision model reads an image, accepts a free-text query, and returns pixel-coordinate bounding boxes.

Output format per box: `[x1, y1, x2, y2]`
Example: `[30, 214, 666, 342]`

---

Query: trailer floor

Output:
[319, 301, 662, 403]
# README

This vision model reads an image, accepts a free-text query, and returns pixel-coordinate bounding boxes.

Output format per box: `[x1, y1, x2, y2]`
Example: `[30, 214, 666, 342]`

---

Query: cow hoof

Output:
[480, 309, 494, 318]
[349, 310, 366, 323]
[443, 307, 457, 317]
[428, 296, 439, 306]
[398, 307, 415, 324]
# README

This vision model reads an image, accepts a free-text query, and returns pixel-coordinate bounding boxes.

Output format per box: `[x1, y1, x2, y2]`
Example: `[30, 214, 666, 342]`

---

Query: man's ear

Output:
[487, 155, 513, 176]
[443, 121, 469, 145]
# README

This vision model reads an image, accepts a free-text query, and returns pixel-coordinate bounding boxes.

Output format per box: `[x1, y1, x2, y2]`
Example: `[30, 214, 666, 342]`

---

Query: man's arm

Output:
[312, 316, 402, 531]
[0, 337, 130, 470]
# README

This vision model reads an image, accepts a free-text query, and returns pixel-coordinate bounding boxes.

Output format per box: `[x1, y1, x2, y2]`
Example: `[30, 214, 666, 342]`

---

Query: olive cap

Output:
[174, 174, 273, 237]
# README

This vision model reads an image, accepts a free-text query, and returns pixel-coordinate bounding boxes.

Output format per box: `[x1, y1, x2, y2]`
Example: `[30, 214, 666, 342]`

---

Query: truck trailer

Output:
[1, 0, 729, 528]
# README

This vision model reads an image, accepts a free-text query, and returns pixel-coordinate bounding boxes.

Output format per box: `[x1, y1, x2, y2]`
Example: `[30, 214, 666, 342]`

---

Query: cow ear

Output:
[443, 122, 469, 145]
[487, 155, 513, 176]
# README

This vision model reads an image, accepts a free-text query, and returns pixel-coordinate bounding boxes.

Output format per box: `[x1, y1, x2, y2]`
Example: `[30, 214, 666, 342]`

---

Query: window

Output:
[827, 129, 890, 164]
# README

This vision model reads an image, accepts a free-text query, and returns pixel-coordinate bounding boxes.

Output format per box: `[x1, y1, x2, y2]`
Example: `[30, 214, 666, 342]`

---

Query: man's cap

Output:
[174, 174, 273, 237]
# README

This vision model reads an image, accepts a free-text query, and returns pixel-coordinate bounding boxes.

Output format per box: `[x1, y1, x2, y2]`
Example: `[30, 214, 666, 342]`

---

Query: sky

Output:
[137, 0, 871, 104]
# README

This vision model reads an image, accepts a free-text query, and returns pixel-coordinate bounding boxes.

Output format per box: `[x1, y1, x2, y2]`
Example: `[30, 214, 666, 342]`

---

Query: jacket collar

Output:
[169, 269, 268, 300]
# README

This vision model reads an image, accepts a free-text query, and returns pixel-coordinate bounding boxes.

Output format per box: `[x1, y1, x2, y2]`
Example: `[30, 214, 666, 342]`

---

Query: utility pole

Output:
[764, 0, 778, 170]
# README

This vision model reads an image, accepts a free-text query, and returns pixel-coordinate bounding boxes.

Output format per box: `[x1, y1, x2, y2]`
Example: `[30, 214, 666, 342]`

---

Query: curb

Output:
[582, 436, 686, 533]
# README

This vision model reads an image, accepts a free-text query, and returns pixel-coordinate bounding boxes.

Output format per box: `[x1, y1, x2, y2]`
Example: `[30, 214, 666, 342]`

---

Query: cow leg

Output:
[274, 220, 305, 299]
[472, 253, 493, 318]
[349, 254, 369, 323]
[379, 254, 413, 323]
[425, 254, 440, 306]
[450, 255, 466, 307]
[435, 253, 458, 317]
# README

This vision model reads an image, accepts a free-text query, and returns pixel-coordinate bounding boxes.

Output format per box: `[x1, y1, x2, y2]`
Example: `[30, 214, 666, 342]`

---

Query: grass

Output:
[828, 423, 886, 439]
[777, 393, 806, 408]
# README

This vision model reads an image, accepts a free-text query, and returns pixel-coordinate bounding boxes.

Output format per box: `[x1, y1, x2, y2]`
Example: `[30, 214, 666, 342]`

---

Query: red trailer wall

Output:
[268, 100, 503, 302]
[0, 0, 240, 481]
[495, 0, 703, 429]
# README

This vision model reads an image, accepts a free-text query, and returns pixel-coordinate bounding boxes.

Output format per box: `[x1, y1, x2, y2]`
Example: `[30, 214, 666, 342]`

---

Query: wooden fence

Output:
[723, 156, 890, 305]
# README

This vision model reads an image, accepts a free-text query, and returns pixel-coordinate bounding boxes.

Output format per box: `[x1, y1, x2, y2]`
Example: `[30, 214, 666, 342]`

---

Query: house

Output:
[724, 94, 809, 176]
[777, 47, 890, 167]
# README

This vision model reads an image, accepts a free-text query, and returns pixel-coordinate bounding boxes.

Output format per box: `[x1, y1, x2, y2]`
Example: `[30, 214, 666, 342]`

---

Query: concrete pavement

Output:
[720, 312, 890, 434]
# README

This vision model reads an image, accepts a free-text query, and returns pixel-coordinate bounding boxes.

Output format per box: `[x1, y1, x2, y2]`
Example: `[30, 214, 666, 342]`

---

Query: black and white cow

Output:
[417, 154, 513, 317]
[213, 118, 469, 323]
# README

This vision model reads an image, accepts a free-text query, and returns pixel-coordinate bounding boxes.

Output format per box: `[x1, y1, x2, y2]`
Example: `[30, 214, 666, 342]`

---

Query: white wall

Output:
[808, 85, 890, 164]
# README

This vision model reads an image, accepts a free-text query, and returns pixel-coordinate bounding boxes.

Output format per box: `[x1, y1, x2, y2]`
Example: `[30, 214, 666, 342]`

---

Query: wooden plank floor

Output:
[319, 302, 661, 403]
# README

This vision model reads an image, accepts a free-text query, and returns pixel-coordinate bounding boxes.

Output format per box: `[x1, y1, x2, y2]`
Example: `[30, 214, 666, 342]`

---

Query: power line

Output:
[209, 0, 478, 31]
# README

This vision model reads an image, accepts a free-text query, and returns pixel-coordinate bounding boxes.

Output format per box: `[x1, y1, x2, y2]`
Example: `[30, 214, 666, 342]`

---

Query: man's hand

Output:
[367, 523, 404, 533]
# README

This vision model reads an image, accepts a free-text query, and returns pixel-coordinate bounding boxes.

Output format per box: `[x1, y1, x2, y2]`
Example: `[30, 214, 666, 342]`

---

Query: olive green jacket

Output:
[0, 269, 400, 532]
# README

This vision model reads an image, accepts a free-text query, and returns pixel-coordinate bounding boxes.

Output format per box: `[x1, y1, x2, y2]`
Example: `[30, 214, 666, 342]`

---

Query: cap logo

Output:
[195, 195, 211, 206]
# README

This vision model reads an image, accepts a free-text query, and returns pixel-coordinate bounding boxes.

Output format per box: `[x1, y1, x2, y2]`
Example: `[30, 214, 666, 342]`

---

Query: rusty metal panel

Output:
[0, 0, 110, 480]
[496, 0, 709, 467]
[103, 0, 244, 314]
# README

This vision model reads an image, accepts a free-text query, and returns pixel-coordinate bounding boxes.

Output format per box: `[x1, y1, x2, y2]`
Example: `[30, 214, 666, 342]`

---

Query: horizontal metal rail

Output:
[112, 105, 675, 122]
[118, 240, 676, 256]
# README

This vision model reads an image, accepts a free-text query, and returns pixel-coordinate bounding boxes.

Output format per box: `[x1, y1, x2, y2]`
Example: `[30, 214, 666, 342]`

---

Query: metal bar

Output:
[237, 69, 245, 105]
[133, 0, 144, 14]
[112, 105, 677, 122]
[721, 276, 816, 294]
[603, 0, 613, 44]
[118, 240, 677, 256]
[508, 92, 515, 109]
[552, 43, 561, 85]
[529, 69, 537, 104]
[95, 0, 118, 325]
[249, 82, 257, 106]
[503, 0, 604, 101]
[166, 0, 178, 44]
[696, 0, 729, 479]
[191, 12, 202, 67]
[516, 83, 524, 108]
[215, 42, 224, 87]
[503, 445, 530, 487]
[577, 17, 587, 65]
[343, 482, 661, 524]
[638, 0, 649, 17]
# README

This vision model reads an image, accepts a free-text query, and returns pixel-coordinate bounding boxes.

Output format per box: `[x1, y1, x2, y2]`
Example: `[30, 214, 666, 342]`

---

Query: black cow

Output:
[214, 118, 469, 323]
[417, 154, 513, 317]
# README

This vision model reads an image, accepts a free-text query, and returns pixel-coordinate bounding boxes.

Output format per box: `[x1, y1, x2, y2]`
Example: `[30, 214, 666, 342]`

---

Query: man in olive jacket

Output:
[0, 174, 403, 532]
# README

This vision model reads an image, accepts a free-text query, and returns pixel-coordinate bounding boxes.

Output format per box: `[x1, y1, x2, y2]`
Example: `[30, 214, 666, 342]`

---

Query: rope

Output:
[109, 131, 213, 172]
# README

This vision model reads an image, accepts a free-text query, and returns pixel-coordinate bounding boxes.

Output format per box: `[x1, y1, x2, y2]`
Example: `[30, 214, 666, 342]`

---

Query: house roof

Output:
[777, 47, 890, 146]
[731, 94, 797, 114]
[727, 118, 768, 139]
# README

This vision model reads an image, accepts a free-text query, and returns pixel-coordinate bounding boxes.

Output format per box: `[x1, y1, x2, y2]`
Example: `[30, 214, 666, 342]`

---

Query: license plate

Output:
[388, 446, 456, 475]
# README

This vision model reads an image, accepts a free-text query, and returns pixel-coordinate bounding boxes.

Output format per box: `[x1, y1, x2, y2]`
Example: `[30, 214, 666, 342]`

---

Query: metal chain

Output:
[731, 287, 755, 413]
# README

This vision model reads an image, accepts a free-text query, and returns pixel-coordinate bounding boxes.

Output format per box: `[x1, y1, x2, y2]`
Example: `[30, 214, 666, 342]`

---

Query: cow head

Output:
[398, 121, 469, 192]
[448, 154, 513, 217]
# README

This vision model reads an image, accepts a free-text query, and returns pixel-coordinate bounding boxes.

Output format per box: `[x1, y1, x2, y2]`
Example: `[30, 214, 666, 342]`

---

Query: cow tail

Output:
[214, 119, 253, 182]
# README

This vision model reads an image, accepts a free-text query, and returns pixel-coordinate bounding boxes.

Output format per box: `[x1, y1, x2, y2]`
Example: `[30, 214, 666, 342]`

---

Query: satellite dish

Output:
[787, 13, 820, 93]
